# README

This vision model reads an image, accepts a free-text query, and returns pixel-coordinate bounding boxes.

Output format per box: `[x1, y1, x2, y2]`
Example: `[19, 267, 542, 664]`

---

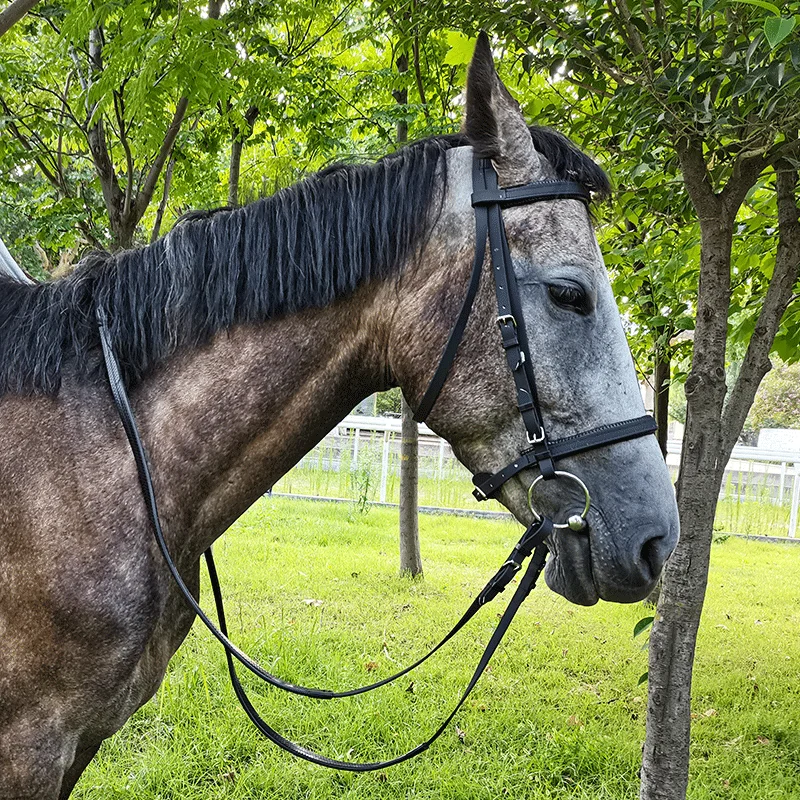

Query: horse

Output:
[0, 36, 679, 798]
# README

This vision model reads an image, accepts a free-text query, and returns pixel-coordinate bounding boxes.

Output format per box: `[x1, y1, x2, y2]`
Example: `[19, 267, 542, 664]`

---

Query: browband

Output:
[471, 180, 591, 208]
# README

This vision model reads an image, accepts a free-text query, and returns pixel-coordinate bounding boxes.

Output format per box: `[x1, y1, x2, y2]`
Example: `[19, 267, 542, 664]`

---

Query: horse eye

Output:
[548, 282, 587, 313]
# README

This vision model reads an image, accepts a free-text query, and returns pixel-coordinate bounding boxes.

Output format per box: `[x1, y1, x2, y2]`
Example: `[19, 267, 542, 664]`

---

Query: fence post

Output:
[379, 429, 390, 503]
[779, 461, 787, 504]
[789, 464, 800, 539]
[352, 426, 360, 469]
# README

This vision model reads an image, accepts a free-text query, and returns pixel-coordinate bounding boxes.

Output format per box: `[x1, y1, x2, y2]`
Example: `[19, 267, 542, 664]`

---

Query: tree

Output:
[0, 1, 236, 250]
[745, 359, 800, 433]
[393, 25, 422, 576]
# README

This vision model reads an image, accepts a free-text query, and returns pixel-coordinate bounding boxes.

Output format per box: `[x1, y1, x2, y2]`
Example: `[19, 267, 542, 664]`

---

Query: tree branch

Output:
[720, 151, 768, 218]
[0, 95, 66, 192]
[675, 136, 723, 222]
[113, 88, 135, 217]
[135, 95, 188, 219]
[0, 0, 41, 37]
[526, 8, 634, 86]
[720, 160, 800, 460]
[412, 33, 428, 117]
[79, 26, 127, 238]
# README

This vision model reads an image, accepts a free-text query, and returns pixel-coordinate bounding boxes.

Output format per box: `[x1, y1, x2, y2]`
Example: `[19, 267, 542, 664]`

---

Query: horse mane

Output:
[0, 127, 609, 397]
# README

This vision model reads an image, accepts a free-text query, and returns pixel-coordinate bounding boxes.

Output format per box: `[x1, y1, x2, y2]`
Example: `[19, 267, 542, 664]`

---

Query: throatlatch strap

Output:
[414, 182, 490, 423]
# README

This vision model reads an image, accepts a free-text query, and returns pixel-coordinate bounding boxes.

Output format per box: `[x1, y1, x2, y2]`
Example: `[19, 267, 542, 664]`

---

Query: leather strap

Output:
[472, 415, 657, 501]
[209, 539, 549, 771]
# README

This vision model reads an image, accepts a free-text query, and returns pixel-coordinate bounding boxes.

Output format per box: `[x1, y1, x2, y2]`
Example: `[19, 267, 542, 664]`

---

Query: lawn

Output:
[74, 498, 800, 799]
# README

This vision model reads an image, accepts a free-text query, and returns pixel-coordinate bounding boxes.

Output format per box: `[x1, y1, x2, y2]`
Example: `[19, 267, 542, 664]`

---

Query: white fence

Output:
[273, 415, 800, 539]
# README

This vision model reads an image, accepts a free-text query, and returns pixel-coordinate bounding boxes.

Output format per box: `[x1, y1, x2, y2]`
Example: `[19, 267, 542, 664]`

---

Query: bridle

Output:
[96, 153, 656, 772]
[414, 156, 656, 523]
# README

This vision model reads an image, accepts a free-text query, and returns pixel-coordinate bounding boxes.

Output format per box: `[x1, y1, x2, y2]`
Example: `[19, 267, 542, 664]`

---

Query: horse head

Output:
[389, 35, 679, 605]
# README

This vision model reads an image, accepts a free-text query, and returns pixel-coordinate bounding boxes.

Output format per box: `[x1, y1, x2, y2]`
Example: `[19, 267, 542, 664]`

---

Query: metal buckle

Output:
[526, 426, 546, 445]
[496, 314, 516, 328]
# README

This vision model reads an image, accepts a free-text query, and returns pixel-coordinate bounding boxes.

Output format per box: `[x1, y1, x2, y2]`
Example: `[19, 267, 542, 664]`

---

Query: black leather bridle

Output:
[414, 157, 656, 507]
[97, 154, 656, 771]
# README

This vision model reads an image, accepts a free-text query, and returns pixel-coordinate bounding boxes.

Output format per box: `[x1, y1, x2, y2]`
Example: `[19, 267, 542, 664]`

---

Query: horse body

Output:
[0, 37, 679, 798]
[0, 283, 395, 797]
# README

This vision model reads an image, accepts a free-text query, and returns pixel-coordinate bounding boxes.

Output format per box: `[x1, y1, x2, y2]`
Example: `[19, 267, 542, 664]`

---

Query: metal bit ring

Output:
[527, 470, 591, 531]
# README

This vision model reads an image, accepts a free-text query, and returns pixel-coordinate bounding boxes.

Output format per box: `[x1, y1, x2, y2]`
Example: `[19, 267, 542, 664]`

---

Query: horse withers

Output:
[0, 35, 679, 798]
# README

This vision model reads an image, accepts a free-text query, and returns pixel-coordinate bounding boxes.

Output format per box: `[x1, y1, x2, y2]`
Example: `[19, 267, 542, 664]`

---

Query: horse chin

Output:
[544, 530, 599, 606]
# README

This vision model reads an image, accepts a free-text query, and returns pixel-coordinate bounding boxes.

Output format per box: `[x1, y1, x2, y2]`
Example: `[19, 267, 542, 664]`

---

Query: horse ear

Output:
[464, 32, 542, 185]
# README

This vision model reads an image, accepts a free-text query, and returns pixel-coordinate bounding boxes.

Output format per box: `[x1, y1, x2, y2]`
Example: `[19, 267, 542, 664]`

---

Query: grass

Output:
[74, 498, 800, 799]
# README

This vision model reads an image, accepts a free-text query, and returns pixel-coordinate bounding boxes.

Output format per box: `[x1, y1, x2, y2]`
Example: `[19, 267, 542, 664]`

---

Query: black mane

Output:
[0, 127, 609, 396]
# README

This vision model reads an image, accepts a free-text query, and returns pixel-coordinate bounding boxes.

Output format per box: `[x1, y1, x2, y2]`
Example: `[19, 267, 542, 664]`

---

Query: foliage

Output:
[0, 1, 470, 262]
[745, 360, 800, 432]
[376, 387, 402, 416]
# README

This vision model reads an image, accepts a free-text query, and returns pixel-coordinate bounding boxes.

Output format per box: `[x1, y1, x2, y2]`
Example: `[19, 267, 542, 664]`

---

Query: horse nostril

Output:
[639, 530, 672, 580]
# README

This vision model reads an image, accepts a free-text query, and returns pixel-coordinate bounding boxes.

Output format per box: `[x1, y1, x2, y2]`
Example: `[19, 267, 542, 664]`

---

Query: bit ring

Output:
[527, 470, 591, 531]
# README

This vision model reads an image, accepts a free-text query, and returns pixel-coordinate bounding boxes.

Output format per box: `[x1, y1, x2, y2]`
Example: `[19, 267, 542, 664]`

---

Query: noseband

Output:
[414, 156, 656, 528]
[96, 154, 656, 772]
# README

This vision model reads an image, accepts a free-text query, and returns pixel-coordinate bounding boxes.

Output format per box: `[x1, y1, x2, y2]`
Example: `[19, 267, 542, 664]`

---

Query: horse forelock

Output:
[0, 127, 608, 398]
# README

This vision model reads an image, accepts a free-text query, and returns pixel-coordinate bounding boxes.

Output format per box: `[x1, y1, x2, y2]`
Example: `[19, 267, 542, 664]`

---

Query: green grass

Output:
[74, 498, 800, 799]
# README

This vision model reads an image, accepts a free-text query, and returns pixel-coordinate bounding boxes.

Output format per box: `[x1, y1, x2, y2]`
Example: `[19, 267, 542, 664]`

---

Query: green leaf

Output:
[764, 16, 796, 49]
[731, 0, 782, 16]
[444, 31, 477, 66]
[634, 616, 655, 638]
[638, 671, 650, 686]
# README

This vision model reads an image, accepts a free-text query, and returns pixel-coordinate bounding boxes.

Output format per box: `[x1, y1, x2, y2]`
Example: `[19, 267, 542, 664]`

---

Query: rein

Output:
[96, 154, 656, 770]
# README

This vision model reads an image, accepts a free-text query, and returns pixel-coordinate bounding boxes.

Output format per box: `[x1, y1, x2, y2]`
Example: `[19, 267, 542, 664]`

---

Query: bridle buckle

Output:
[496, 314, 516, 328]
[526, 426, 546, 445]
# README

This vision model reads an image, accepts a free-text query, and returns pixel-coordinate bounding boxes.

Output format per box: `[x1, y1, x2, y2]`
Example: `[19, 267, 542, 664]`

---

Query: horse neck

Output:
[131, 279, 392, 556]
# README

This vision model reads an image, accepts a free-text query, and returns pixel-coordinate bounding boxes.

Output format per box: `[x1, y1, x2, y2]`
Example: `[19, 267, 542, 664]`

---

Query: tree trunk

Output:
[228, 106, 258, 208]
[394, 43, 421, 575]
[399, 396, 422, 576]
[392, 50, 409, 144]
[228, 137, 244, 208]
[641, 148, 800, 799]
[640, 208, 733, 799]
[653, 349, 670, 458]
